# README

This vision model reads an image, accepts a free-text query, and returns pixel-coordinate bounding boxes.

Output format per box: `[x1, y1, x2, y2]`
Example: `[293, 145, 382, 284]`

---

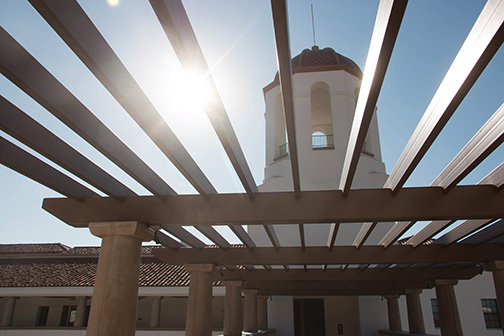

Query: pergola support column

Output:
[223, 281, 243, 336]
[435, 280, 463, 336]
[0, 297, 19, 327]
[87, 221, 154, 336]
[185, 264, 215, 336]
[243, 289, 258, 333]
[149, 296, 163, 327]
[385, 294, 402, 331]
[74, 296, 88, 327]
[258, 295, 268, 331]
[405, 289, 425, 334]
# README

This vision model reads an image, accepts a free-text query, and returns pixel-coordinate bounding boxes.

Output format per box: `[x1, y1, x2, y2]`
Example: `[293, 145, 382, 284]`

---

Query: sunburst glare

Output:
[107, 0, 120, 7]
[172, 71, 213, 111]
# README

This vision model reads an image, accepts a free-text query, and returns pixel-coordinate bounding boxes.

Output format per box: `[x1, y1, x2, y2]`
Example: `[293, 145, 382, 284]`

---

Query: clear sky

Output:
[0, 0, 502, 246]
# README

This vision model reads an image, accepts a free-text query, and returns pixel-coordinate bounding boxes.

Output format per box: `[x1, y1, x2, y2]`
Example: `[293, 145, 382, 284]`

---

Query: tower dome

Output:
[291, 45, 362, 77]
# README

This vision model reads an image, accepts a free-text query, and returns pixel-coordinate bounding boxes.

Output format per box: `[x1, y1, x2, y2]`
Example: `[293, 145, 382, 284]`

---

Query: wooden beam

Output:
[431, 102, 504, 191]
[29, 0, 216, 198]
[407, 163, 504, 247]
[161, 226, 206, 249]
[461, 219, 504, 245]
[353, 222, 377, 249]
[405, 220, 454, 247]
[299, 224, 306, 249]
[149, 0, 258, 198]
[152, 244, 504, 265]
[327, 223, 340, 250]
[0, 26, 174, 199]
[434, 219, 495, 245]
[229, 225, 256, 249]
[257, 289, 402, 296]
[0, 95, 135, 201]
[195, 226, 231, 249]
[245, 280, 431, 291]
[155, 230, 184, 249]
[340, 0, 408, 195]
[379, 221, 415, 248]
[0, 137, 98, 201]
[270, 0, 301, 197]
[263, 224, 281, 248]
[42, 185, 504, 227]
[385, 0, 504, 192]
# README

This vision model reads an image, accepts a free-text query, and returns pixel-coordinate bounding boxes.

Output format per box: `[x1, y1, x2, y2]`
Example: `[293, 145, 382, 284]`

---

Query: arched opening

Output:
[311, 82, 333, 149]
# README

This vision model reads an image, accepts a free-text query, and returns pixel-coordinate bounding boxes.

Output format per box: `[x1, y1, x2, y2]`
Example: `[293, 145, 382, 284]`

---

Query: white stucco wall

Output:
[267, 296, 294, 336]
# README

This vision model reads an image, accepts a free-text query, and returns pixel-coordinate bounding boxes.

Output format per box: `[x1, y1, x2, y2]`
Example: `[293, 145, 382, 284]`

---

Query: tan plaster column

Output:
[385, 295, 402, 331]
[405, 289, 425, 334]
[149, 296, 163, 327]
[87, 221, 154, 336]
[243, 289, 258, 333]
[223, 281, 243, 336]
[487, 261, 504, 335]
[74, 296, 88, 327]
[0, 297, 19, 327]
[185, 264, 215, 336]
[257, 295, 268, 331]
[435, 280, 463, 336]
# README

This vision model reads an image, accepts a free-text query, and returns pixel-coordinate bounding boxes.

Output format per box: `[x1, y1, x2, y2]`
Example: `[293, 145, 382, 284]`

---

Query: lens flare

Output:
[107, 0, 120, 7]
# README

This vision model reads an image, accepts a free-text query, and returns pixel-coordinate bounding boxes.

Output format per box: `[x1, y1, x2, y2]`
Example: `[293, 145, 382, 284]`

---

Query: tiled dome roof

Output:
[291, 46, 362, 74]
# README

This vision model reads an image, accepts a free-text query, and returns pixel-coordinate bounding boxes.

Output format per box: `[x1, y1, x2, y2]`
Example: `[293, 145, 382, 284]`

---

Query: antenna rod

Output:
[311, 4, 317, 46]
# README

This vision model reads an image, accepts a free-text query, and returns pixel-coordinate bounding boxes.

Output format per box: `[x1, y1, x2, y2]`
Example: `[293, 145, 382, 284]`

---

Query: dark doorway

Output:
[294, 298, 326, 336]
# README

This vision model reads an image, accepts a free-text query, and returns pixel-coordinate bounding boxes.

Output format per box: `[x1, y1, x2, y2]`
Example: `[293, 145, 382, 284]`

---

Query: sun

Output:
[173, 70, 213, 111]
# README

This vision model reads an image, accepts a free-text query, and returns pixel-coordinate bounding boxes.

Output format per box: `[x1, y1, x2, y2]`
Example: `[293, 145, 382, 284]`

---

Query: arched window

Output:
[311, 82, 333, 149]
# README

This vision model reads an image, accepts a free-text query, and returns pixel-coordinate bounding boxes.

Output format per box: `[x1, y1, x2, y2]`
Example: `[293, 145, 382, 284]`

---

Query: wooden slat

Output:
[379, 221, 416, 248]
[461, 219, 504, 245]
[299, 224, 306, 249]
[29, 0, 216, 198]
[161, 226, 206, 249]
[195, 226, 231, 249]
[0, 95, 135, 201]
[327, 223, 340, 250]
[263, 224, 281, 248]
[149, 0, 258, 198]
[153, 244, 504, 266]
[229, 225, 256, 249]
[434, 219, 495, 245]
[42, 185, 504, 228]
[155, 230, 184, 249]
[270, 0, 301, 197]
[353, 222, 377, 249]
[0, 137, 99, 201]
[0, 26, 174, 199]
[340, 0, 408, 195]
[431, 102, 504, 191]
[407, 161, 504, 247]
[385, 0, 504, 192]
[405, 220, 454, 247]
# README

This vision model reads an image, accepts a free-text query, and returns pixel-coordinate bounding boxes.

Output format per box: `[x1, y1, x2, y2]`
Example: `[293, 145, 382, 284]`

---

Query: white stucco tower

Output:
[250, 46, 391, 248]
[261, 46, 387, 193]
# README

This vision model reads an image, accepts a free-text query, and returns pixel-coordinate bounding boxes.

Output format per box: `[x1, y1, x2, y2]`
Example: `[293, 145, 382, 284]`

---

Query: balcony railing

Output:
[312, 134, 334, 148]
[278, 143, 288, 157]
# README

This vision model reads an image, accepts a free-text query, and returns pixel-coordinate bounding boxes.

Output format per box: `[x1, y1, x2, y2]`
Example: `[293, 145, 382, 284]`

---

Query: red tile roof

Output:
[0, 244, 220, 288]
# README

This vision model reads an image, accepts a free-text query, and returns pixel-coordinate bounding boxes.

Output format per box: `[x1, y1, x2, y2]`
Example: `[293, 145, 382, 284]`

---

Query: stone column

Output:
[405, 289, 425, 334]
[223, 281, 243, 336]
[149, 296, 163, 327]
[0, 297, 19, 327]
[74, 296, 88, 327]
[257, 295, 268, 331]
[385, 295, 402, 331]
[87, 221, 154, 336]
[243, 289, 258, 333]
[435, 280, 463, 336]
[487, 260, 504, 334]
[185, 264, 215, 336]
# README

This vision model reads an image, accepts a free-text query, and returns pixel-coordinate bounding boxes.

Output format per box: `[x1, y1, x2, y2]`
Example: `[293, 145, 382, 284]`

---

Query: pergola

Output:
[1, 0, 504, 336]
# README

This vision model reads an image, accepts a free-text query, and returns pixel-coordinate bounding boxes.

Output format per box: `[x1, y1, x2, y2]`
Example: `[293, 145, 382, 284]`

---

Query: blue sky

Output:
[0, 0, 502, 246]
